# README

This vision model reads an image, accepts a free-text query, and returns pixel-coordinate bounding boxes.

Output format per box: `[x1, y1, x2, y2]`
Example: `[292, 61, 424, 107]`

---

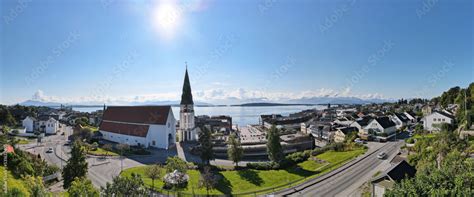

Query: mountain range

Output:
[18, 96, 393, 107]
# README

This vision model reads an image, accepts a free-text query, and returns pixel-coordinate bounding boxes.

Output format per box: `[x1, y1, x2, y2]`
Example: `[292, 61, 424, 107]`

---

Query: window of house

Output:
[438, 118, 441, 121]
[442, 119, 445, 121]
[152, 141, 156, 146]
[433, 118, 436, 121]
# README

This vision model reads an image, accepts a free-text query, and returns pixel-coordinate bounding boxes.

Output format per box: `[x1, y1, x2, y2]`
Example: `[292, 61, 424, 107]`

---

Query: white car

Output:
[377, 152, 387, 159]
[46, 147, 54, 153]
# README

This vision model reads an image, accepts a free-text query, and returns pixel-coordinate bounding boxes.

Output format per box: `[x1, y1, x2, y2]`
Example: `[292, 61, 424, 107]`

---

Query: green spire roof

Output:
[180, 68, 194, 105]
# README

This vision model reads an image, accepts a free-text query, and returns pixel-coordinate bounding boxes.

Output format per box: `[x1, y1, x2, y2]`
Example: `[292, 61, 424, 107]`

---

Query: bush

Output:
[246, 162, 279, 170]
[405, 138, 415, 144]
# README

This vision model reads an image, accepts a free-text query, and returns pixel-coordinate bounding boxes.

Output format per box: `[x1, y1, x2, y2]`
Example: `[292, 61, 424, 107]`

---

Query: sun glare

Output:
[152, 1, 183, 40]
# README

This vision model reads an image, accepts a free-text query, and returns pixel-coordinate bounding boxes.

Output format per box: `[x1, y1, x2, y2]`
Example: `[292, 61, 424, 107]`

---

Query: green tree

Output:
[198, 126, 214, 165]
[388, 129, 472, 196]
[165, 156, 188, 174]
[227, 133, 243, 167]
[75, 117, 89, 127]
[0, 108, 17, 126]
[24, 176, 48, 197]
[199, 166, 217, 195]
[145, 164, 162, 189]
[68, 177, 99, 197]
[62, 141, 88, 189]
[267, 125, 284, 163]
[4, 187, 27, 197]
[101, 173, 148, 196]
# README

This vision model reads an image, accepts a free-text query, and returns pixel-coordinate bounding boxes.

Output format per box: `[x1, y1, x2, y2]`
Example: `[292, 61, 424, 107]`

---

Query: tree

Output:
[116, 143, 130, 156]
[267, 125, 284, 163]
[389, 129, 472, 196]
[4, 187, 26, 197]
[91, 142, 99, 151]
[68, 177, 99, 197]
[0, 108, 17, 126]
[101, 173, 148, 196]
[145, 164, 162, 189]
[198, 126, 214, 165]
[103, 144, 112, 157]
[62, 140, 88, 189]
[165, 156, 188, 174]
[71, 127, 93, 142]
[24, 176, 48, 197]
[199, 166, 217, 195]
[227, 133, 243, 167]
[75, 117, 89, 127]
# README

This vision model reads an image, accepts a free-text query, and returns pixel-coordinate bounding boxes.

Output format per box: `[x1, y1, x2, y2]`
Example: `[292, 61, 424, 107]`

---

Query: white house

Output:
[99, 106, 176, 149]
[364, 117, 397, 141]
[422, 111, 455, 132]
[22, 116, 36, 132]
[334, 127, 358, 143]
[403, 112, 417, 123]
[390, 113, 410, 130]
[38, 116, 60, 134]
[22, 116, 59, 134]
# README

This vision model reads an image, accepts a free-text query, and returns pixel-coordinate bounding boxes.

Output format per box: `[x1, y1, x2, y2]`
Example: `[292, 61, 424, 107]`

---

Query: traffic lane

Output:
[320, 142, 400, 197]
[295, 142, 400, 197]
[303, 144, 393, 196]
[283, 142, 392, 195]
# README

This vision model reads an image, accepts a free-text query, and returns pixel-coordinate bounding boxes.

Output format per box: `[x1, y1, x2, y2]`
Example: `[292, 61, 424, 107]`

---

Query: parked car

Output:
[354, 138, 363, 144]
[46, 147, 54, 153]
[377, 152, 387, 159]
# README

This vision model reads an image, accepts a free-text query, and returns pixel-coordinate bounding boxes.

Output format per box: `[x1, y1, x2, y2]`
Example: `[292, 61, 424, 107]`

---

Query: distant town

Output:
[1, 68, 472, 196]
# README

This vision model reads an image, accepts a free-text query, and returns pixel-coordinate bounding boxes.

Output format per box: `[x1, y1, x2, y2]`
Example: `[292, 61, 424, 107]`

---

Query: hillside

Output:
[0, 166, 29, 195]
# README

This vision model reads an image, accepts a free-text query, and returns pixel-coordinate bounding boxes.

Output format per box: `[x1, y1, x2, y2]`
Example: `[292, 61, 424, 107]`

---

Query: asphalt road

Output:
[280, 141, 403, 197]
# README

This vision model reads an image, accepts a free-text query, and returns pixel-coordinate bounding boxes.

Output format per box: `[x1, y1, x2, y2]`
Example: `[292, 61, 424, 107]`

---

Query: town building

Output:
[364, 117, 397, 141]
[178, 67, 199, 142]
[195, 115, 232, 134]
[99, 106, 176, 149]
[422, 111, 455, 132]
[371, 160, 416, 197]
[334, 127, 358, 143]
[22, 115, 59, 134]
[390, 113, 410, 130]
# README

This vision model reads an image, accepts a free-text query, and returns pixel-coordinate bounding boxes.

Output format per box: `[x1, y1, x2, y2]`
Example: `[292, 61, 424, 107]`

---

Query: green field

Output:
[0, 166, 30, 195]
[121, 148, 366, 195]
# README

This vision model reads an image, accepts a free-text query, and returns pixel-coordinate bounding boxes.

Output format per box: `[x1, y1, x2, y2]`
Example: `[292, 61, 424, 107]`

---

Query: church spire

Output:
[180, 64, 194, 105]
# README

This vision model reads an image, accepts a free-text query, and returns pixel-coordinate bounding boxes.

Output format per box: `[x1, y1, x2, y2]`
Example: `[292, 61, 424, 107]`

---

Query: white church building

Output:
[99, 106, 176, 149]
[178, 67, 199, 142]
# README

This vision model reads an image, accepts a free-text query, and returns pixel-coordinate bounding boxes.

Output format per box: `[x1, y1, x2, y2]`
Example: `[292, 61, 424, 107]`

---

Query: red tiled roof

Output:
[100, 121, 150, 137]
[102, 106, 171, 125]
[5, 145, 14, 153]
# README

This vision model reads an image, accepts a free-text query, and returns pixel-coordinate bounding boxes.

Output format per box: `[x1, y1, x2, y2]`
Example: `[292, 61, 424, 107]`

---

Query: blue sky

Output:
[1, 0, 472, 105]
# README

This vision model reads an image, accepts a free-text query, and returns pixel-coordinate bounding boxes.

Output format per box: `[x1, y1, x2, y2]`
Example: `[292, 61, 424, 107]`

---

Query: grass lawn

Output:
[87, 147, 119, 156]
[0, 166, 30, 195]
[413, 134, 436, 139]
[17, 139, 31, 144]
[121, 148, 366, 195]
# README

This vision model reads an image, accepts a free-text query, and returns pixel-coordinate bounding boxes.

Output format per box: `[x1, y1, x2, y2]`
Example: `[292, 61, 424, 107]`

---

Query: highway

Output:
[278, 141, 403, 197]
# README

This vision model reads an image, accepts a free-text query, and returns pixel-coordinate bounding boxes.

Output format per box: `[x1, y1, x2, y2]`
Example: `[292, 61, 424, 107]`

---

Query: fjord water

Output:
[72, 105, 326, 126]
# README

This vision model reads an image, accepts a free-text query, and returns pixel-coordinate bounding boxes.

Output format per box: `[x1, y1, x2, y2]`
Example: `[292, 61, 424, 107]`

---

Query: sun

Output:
[152, 1, 183, 40]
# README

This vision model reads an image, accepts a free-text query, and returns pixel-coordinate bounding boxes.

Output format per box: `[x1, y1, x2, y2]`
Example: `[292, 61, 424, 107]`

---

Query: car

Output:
[46, 147, 54, 153]
[377, 152, 387, 159]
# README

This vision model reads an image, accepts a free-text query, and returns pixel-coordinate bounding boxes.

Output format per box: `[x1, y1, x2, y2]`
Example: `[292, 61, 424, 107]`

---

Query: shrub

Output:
[405, 138, 415, 144]
[246, 162, 279, 170]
